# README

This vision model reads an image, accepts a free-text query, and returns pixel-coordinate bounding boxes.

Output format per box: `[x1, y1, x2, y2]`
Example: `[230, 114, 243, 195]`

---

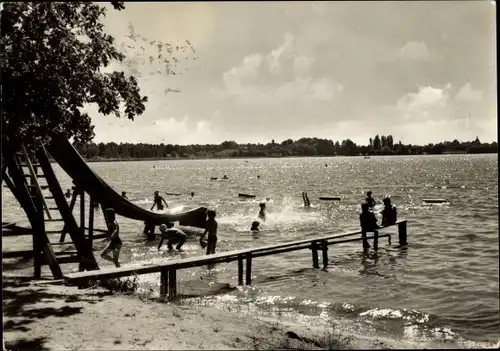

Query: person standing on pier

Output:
[359, 203, 379, 250]
[151, 190, 168, 211]
[200, 210, 218, 255]
[101, 208, 122, 267]
[121, 191, 128, 200]
[381, 198, 397, 226]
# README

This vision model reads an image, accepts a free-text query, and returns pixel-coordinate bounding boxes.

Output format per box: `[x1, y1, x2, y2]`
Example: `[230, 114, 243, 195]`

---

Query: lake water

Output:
[3, 155, 499, 348]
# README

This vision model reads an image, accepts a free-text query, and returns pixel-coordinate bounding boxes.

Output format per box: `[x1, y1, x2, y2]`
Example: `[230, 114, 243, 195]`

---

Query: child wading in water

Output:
[101, 208, 122, 267]
[151, 190, 168, 211]
[200, 210, 217, 255]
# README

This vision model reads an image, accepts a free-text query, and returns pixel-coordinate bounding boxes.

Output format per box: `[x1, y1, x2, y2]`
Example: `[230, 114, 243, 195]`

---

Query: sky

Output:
[88, 1, 497, 146]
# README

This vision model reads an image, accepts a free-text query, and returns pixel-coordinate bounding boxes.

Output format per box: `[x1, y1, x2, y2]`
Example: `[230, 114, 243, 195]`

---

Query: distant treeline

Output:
[73, 135, 498, 160]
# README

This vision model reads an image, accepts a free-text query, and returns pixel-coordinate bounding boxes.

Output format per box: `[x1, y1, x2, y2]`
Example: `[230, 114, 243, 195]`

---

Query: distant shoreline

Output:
[80, 152, 497, 163]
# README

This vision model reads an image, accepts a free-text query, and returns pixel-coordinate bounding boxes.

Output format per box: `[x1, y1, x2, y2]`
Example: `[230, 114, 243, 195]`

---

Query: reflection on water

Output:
[2, 154, 498, 346]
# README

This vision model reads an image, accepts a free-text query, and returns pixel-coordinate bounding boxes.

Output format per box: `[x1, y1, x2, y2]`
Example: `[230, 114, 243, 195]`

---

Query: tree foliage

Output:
[73, 136, 498, 161]
[0, 2, 174, 150]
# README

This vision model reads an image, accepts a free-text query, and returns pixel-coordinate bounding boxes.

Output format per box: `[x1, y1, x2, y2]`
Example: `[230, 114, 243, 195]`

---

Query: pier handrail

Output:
[64, 220, 407, 284]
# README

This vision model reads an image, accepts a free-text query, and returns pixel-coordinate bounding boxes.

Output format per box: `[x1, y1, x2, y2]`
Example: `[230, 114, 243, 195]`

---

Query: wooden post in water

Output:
[311, 241, 319, 268]
[88, 196, 95, 247]
[321, 240, 328, 268]
[237, 255, 244, 285]
[398, 221, 407, 246]
[160, 268, 169, 299]
[245, 253, 252, 285]
[361, 230, 369, 251]
[168, 269, 177, 300]
[373, 230, 379, 251]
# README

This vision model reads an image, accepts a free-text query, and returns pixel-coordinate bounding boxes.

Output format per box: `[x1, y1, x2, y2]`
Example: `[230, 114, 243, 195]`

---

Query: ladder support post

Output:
[88, 195, 95, 247]
[80, 190, 85, 234]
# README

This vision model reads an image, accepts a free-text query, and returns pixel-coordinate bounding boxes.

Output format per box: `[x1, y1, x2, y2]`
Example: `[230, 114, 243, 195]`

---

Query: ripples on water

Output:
[3, 154, 498, 347]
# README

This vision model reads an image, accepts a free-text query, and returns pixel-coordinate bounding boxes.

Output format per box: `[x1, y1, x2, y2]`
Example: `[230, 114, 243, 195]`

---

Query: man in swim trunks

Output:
[359, 203, 379, 250]
[101, 208, 122, 267]
[158, 222, 187, 251]
[200, 210, 218, 255]
[365, 191, 376, 208]
[151, 190, 168, 211]
[381, 198, 397, 226]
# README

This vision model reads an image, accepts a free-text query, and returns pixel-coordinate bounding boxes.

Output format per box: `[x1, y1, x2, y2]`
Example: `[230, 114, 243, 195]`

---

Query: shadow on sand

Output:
[2, 275, 111, 350]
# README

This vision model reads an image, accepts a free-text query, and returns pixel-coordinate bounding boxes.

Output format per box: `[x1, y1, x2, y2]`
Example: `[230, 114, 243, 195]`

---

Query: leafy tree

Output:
[386, 135, 394, 148]
[0, 2, 148, 150]
[373, 135, 381, 150]
[381, 135, 387, 148]
[1, 2, 194, 151]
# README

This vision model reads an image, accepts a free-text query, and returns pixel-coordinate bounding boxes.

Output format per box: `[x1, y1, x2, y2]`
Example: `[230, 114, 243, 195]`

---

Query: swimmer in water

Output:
[258, 202, 266, 221]
[101, 208, 122, 267]
[64, 188, 72, 198]
[302, 192, 310, 208]
[222, 174, 228, 180]
[143, 221, 156, 241]
[250, 221, 260, 232]
[190, 191, 195, 199]
[200, 210, 218, 255]
[365, 191, 376, 208]
[151, 190, 168, 211]
[158, 222, 187, 252]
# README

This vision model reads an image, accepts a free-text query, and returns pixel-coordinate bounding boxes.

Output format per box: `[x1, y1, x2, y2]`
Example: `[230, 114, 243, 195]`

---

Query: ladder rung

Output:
[27, 185, 49, 189]
[45, 196, 54, 199]
[45, 219, 63, 222]
[48, 207, 59, 210]
[50, 242, 74, 246]
[54, 251, 78, 256]
[42, 254, 80, 265]
[19, 164, 41, 167]
[23, 174, 45, 178]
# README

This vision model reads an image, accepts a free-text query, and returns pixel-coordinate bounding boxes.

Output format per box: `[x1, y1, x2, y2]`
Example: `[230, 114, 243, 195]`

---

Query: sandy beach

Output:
[4, 273, 487, 351]
[2, 275, 346, 351]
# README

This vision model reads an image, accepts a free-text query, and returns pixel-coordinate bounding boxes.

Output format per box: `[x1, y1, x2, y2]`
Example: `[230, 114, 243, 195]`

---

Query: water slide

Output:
[46, 137, 207, 228]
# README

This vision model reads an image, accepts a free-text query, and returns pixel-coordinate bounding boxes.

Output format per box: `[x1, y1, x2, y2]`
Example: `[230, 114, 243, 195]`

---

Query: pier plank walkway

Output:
[64, 220, 408, 299]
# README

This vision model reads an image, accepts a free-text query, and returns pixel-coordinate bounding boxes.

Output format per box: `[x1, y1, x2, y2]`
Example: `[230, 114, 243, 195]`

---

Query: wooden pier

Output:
[64, 220, 408, 300]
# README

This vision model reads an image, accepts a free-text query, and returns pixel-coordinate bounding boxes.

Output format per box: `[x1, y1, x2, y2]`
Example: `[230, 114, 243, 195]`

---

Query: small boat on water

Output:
[423, 198, 448, 204]
[238, 193, 256, 199]
[319, 196, 341, 201]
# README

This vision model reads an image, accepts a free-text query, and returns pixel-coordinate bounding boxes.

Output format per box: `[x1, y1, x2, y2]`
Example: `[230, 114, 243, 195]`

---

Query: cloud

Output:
[398, 41, 431, 61]
[396, 85, 450, 120]
[210, 33, 342, 106]
[266, 33, 294, 74]
[455, 82, 483, 102]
